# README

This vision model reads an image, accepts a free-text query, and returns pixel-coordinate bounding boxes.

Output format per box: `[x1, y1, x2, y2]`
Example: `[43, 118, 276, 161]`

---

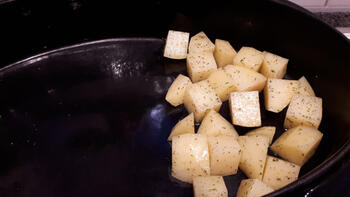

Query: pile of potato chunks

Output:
[164, 30, 323, 197]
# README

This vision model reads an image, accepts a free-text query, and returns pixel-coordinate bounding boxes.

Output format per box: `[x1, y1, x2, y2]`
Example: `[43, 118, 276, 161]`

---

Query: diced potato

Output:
[246, 126, 276, 145]
[193, 176, 228, 197]
[237, 135, 269, 180]
[262, 156, 300, 190]
[163, 30, 190, 59]
[229, 91, 261, 127]
[189, 31, 215, 54]
[207, 69, 237, 101]
[198, 109, 239, 138]
[224, 65, 267, 92]
[165, 74, 192, 107]
[297, 76, 316, 96]
[237, 179, 274, 197]
[271, 125, 323, 166]
[208, 135, 241, 176]
[213, 39, 237, 67]
[284, 94, 322, 129]
[168, 113, 194, 141]
[264, 78, 300, 113]
[187, 52, 217, 82]
[260, 51, 288, 79]
[233, 47, 263, 72]
[172, 134, 210, 183]
[183, 80, 222, 122]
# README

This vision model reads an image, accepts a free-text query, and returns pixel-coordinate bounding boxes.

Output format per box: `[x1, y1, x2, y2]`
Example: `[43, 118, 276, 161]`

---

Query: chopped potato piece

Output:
[208, 135, 241, 176]
[262, 156, 300, 190]
[224, 65, 267, 92]
[213, 39, 237, 67]
[163, 30, 190, 59]
[297, 76, 316, 96]
[193, 176, 228, 197]
[165, 74, 192, 107]
[229, 91, 261, 127]
[172, 134, 210, 183]
[207, 69, 237, 101]
[168, 113, 194, 141]
[264, 78, 300, 113]
[260, 51, 288, 79]
[237, 135, 269, 180]
[233, 47, 263, 72]
[189, 31, 215, 54]
[284, 94, 322, 129]
[246, 126, 276, 145]
[237, 179, 274, 197]
[187, 52, 217, 82]
[271, 125, 323, 166]
[184, 80, 222, 122]
[198, 109, 239, 138]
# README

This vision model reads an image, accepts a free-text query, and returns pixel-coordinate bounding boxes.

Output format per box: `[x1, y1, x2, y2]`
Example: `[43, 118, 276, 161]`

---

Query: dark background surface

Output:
[0, 0, 349, 196]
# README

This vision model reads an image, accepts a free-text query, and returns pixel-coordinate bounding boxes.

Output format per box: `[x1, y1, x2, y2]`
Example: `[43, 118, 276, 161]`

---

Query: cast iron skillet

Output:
[0, 0, 349, 196]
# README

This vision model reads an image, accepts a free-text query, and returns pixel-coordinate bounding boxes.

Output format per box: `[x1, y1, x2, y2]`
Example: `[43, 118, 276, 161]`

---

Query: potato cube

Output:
[246, 126, 276, 144]
[229, 91, 261, 127]
[224, 65, 267, 92]
[187, 52, 217, 82]
[184, 80, 222, 122]
[264, 78, 300, 113]
[207, 69, 237, 101]
[198, 109, 239, 138]
[233, 47, 263, 72]
[262, 156, 300, 190]
[213, 39, 237, 67]
[168, 113, 194, 141]
[208, 135, 241, 176]
[297, 76, 316, 96]
[193, 176, 228, 197]
[165, 74, 192, 107]
[237, 135, 269, 180]
[237, 179, 274, 197]
[163, 30, 190, 59]
[260, 51, 288, 79]
[189, 31, 215, 54]
[172, 134, 210, 183]
[284, 94, 322, 129]
[271, 125, 323, 166]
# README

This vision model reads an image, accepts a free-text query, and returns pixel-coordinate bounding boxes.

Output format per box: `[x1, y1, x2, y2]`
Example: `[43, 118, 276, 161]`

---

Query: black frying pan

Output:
[0, 0, 349, 196]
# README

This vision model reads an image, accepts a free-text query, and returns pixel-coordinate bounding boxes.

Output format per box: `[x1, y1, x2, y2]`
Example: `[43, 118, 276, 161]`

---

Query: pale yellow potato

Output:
[246, 126, 276, 144]
[229, 91, 261, 127]
[264, 78, 300, 113]
[187, 52, 217, 82]
[163, 30, 190, 59]
[237, 179, 274, 197]
[207, 69, 237, 101]
[271, 125, 323, 166]
[297, 76, 316, 96]
[183, 80, 222, 122]
[224, 65, 267, 92]
[189, 31, 215, 54]
[193, 176, 228, 197]
[208, 135, 241, 176]
[165, 74, 192, 107]
[260, 51, 288, 79]
[284, 94, 322, 129]
[262, 156, 300, 190]
[237, 135, 269, 180]
[168, 113, 194, 141]
[213, 39, 237, 67]
[233, 47, 263, 72]
[172, 134, 210, 183]
[198, 109, 239, 138]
